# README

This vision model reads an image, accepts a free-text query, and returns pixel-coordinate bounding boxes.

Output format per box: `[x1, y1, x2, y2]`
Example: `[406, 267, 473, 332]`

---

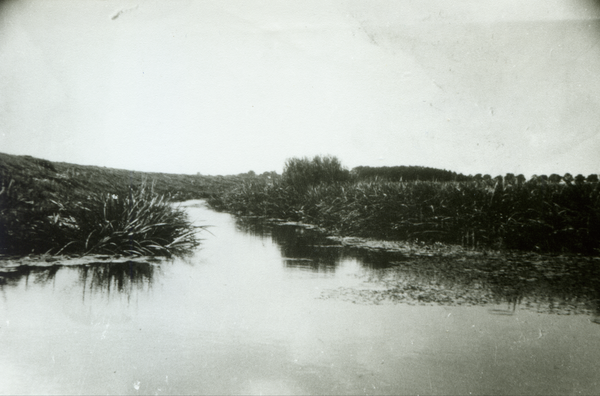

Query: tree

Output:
[549, 174, 562, 183]
[586, 174, 599, 183]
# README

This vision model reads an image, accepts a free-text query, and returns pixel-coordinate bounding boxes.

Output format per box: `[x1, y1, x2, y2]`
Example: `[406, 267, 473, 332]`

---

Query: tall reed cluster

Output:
[209, 157, 600, 255]
[0, 180, 200, 257]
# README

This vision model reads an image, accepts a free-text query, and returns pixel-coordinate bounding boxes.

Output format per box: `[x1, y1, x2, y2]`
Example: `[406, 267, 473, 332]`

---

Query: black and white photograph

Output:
[1, 1, 600, 394]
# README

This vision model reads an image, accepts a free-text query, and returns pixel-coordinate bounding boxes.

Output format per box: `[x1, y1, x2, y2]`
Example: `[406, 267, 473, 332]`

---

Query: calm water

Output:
[1, 200, 599, 395]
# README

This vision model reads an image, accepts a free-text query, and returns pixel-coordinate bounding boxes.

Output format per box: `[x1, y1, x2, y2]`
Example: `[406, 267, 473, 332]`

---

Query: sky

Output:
[1, 0, 600, 177]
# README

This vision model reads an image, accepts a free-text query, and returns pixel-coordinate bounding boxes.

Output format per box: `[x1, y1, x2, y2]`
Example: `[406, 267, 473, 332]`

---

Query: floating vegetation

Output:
[234, 215, 600, 316]
[320, 254, 600, 316]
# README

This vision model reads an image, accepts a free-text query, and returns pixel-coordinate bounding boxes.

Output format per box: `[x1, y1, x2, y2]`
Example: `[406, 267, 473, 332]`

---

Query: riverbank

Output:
[208, 176, 600, 256]
[0, 153, 220, 256]
[207, 156, 600, 256]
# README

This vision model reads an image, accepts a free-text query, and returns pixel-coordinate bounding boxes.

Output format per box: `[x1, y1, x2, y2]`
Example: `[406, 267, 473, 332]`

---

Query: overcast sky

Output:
[1, 0, 600, 176]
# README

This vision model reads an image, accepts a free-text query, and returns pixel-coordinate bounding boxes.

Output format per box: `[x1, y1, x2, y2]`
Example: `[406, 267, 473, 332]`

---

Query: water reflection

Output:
[235, 217, 600, 317]
[0, 261, 157, 302]
[236, 218, 397, 272]
[79, 261, 155, 300]
[337, 254, 600, 316]
[236, 220, 339, 272]
[0, 265, 61, 289]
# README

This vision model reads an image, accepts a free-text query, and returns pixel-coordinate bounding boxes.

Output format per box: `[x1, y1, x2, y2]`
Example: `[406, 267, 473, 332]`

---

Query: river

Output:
[1, 200, 599, 395]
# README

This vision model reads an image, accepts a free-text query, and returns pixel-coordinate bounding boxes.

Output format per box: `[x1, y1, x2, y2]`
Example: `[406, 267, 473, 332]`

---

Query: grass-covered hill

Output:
[0, 152, 253, 201]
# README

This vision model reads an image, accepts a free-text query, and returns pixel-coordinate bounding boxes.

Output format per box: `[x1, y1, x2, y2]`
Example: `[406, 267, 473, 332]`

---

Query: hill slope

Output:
[0, 152, 246, 201]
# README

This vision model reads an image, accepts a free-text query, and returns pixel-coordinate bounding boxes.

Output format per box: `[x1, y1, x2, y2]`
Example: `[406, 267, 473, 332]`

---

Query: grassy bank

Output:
[0, 152, 252, 256]
[0, 152, 258, 201]
[208, 156, 600, 256]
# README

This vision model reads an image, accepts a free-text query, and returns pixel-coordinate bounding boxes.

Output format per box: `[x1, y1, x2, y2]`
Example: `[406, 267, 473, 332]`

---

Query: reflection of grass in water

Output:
[236, 219, 344, 271]
[0, 265, 61, 288]
[283, 258, 337, 273]
[237, 218, 406, 272]
[0, 261, 157, 302]
[80, 261, 156, 296]
[237, 215, 600, 315]
[321, 255, 600, 315]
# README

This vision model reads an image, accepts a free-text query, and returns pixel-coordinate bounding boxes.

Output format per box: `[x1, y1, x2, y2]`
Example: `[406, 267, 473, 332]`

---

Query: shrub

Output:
[281, 155, 351, 192]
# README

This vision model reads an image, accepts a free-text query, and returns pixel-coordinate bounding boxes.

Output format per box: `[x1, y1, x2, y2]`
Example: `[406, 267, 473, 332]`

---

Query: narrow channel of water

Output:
[1, 200, 599, 395]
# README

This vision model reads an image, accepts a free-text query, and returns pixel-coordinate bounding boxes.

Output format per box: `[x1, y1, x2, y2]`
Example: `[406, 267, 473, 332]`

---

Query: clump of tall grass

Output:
[67, 184, 201, 256]
[0, 179, 201, 257]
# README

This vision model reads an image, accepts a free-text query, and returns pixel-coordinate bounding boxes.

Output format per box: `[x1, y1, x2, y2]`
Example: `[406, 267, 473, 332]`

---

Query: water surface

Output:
[1, 200, 599, 395]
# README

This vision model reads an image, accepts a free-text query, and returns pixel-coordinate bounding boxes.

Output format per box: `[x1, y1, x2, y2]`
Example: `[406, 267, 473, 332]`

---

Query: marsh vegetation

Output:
[209, 155, 600, 255]
[3, 152, 598, 258]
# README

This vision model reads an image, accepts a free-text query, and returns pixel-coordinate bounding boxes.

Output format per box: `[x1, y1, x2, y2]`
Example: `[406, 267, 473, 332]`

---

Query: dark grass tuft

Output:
[0, 180, 202, 257]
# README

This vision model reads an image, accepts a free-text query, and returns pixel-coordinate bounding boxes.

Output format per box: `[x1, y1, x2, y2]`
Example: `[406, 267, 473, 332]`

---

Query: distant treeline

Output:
[351, 166, 600, 184]
[352, 166, 470, 182]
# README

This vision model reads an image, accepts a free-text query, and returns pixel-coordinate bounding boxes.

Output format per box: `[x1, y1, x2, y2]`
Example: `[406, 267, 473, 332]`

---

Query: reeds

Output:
[209, 175, 600, 255]
[70, 184, 201, 256]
